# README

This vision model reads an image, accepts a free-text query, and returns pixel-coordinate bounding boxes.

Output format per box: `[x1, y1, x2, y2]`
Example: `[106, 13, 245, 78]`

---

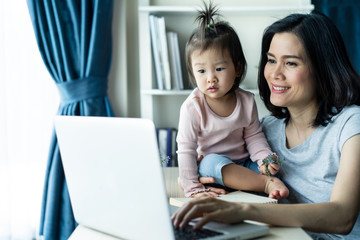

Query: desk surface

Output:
[162, 167, 311, 240]
[70, 224, 311, 240]
[69, 167, 311, 240]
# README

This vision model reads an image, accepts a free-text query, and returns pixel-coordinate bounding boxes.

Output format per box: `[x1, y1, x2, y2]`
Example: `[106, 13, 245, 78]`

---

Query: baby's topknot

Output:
[195, 1, 221, 39]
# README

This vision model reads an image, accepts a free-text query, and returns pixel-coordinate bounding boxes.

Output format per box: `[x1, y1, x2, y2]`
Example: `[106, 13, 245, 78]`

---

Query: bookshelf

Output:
[138, 0, 314, 129]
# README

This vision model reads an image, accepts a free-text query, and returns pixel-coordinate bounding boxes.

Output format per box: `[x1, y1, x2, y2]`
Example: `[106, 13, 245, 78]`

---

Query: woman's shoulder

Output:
[332, 105, 360, 122]
[340, 105, 360, 115]
[260, 115, 281, 126]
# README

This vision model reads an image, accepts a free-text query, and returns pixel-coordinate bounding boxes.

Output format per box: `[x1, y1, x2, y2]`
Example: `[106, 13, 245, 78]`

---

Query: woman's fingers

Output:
[172, 197, 207, 227]
[172, 197, 244, 230]
[175, 196, 217, 228]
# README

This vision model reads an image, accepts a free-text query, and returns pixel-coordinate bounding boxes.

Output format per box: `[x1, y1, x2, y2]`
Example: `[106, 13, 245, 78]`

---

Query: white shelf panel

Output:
[139, 5, 314, 15]
[141, 89, 193, 96]
[138, 2, 312, 128]
[141, 88, 259, 96]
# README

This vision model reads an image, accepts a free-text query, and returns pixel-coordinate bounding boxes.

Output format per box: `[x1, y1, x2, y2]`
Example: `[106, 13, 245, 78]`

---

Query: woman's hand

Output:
[172, 196, 245, 230]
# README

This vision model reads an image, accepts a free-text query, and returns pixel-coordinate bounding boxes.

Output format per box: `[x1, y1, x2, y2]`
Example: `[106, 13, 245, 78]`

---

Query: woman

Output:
[172, 11, 360, 240]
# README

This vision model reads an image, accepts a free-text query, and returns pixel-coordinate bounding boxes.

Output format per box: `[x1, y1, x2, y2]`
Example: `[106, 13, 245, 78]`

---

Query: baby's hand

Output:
[259, 163, 280, 175]
[259, 153, 285, 178]
[191, 191, 219, 198]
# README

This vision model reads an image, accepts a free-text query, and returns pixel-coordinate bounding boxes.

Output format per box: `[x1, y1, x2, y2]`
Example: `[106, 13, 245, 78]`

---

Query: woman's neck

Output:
[287, 100, 319, 128]
[285, 102, 319, 149]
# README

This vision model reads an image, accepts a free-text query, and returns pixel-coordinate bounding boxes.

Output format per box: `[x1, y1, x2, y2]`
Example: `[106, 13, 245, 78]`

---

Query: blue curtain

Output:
[26, 0, 114, 239]
[312, 0, 360, 74]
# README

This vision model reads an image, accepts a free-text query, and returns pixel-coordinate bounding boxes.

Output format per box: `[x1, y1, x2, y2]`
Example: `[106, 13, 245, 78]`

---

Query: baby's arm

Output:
[177, 100, 211, 197]
[177, 154, 210, 197]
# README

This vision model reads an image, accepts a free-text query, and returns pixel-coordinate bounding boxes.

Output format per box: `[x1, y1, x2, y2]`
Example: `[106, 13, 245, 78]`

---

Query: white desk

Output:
[162, 167, 311, 240]
[69, 167, 311, 240]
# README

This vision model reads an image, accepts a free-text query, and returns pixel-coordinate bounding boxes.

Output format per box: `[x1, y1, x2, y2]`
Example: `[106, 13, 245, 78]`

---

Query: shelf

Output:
[138, 1, 313, 128]
[141, 88, 259, 96]
[141, 89, 193, 96]
[139, 5, 314, 15]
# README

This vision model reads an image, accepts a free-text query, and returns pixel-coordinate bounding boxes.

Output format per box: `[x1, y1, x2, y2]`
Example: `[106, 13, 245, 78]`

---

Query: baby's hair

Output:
[194, 1, 220, 41]
[185, 0, 247, 90]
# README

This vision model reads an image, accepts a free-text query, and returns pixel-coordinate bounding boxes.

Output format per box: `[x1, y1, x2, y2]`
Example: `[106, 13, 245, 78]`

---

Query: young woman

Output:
[173, 11, 360, 240]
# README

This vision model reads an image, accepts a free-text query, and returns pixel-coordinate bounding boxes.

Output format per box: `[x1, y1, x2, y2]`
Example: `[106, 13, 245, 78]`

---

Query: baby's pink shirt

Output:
[177, 88, 273, 197]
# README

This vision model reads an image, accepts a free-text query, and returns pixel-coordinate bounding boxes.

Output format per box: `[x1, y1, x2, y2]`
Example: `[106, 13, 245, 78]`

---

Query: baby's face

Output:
[191, 48, 238, 101]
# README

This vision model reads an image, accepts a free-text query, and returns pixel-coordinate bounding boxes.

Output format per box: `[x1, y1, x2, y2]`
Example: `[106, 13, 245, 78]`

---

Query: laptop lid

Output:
[55, 116, 269, 240]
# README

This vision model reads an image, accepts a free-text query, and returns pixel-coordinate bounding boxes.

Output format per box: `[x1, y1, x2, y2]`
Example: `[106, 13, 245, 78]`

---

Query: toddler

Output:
[177, 2, 289, 199]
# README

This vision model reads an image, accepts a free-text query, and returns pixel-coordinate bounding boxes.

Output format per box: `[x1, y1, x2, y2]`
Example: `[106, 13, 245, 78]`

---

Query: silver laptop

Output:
[54, 116, 269, 240]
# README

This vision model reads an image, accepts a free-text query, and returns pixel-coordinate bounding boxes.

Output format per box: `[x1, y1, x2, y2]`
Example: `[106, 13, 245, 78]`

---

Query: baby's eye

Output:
[198, 69, 205, 73]
[216, 67, 225, 71]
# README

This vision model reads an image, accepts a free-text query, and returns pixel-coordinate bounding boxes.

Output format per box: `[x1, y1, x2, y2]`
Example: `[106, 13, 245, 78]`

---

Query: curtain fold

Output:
[312, 0, 360, 74]
[26, 0, 115, 239]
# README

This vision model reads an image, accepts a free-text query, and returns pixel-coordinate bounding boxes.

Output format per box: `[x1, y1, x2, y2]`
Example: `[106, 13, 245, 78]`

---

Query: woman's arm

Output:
[173, 135, 360, 234]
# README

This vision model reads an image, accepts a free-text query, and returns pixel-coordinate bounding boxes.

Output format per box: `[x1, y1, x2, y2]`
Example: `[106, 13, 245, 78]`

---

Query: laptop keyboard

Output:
[174, 225, 224, 240]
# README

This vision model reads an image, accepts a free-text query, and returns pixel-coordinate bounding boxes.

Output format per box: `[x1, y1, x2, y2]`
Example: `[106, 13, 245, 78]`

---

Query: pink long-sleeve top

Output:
[177, 88, 273, 197]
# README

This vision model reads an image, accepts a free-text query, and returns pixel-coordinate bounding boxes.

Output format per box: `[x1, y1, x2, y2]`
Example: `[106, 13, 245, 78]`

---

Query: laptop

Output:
[54, 116, 270, 240]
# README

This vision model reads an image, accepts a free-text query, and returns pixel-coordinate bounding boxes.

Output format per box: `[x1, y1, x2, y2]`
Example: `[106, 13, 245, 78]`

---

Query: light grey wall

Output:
[108, 0, 140, 118]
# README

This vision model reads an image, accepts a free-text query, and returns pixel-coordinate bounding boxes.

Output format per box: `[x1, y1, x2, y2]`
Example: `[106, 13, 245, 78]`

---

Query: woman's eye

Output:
[267, 59, 276, 64]
[286, 62, 297, 67]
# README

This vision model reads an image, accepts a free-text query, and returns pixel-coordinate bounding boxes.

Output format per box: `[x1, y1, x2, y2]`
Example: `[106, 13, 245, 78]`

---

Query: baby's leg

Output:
[221, 164, 289, 200]
[198, 154, 233, 187]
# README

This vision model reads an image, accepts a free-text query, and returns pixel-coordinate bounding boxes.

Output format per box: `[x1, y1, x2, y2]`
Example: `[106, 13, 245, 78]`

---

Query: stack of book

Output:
[156, 128, 178, 167]
[149, 15, 184, 91]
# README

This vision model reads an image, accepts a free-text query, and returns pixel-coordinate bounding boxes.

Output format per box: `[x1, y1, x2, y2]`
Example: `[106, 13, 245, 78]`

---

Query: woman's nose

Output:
[271, 64, 284, 80]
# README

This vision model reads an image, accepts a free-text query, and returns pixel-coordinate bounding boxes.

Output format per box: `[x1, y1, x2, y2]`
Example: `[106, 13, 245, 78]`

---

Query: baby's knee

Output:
[198, 154, 232, 179]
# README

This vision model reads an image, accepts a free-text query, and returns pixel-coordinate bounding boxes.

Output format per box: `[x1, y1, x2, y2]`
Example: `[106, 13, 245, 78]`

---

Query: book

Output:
[169, 190, 278, 207]
[157, 128, 178, 167]
[170, 128, 178, 166]
[149, 15, 164, 90]
[157, 16, 172, 90]
[167, 31, 184, 90]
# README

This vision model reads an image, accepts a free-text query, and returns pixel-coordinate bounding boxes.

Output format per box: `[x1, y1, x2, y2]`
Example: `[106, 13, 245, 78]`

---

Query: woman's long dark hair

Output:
[258, 11, 360, 126]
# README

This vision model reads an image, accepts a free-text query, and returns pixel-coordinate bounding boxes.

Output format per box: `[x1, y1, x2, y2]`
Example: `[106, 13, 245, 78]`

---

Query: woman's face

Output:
[264, 32, 317, 110]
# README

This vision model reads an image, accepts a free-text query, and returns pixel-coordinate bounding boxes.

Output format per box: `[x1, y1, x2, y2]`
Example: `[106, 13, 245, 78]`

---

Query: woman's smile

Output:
[271, 83, 290, 93]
